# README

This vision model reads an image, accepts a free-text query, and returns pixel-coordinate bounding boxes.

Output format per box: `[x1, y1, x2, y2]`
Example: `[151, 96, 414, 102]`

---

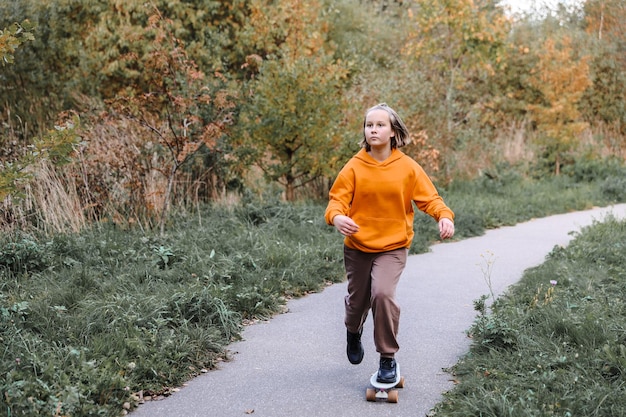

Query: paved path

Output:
[131, 204, 626, 417]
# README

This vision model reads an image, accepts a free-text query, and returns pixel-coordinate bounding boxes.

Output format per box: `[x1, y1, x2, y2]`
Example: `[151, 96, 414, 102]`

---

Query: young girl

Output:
[324, 103, 455, 383]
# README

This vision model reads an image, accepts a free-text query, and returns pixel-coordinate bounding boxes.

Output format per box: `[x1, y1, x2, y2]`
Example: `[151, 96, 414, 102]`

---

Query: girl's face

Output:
[364, 109, 395, 151]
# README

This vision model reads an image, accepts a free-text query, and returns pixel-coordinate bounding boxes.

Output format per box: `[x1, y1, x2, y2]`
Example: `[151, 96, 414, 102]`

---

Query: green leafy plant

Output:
[0, 20, 35, 66]
[151, 245, 176, 269]
[469, 251, 517, 352]
[0, 234, 48, 274]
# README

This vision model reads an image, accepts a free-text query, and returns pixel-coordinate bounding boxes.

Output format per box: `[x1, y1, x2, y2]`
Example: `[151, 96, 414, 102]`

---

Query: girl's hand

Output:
[439, 218, 455, 240]
[332, 215, 360, 237]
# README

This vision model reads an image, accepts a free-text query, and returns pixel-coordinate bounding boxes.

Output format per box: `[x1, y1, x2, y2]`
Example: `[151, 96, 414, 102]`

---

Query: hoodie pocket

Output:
[351, 217, 408, 250]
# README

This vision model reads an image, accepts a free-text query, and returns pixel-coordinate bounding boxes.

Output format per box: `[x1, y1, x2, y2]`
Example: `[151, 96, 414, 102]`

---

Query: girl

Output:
[324, 103, 455, 383]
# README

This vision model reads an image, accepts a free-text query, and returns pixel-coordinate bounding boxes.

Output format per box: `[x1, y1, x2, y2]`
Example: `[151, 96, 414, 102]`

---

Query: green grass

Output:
[1, 164, 626, 417]
[1, 200, 345, 416]
[430, 215, 626, 417]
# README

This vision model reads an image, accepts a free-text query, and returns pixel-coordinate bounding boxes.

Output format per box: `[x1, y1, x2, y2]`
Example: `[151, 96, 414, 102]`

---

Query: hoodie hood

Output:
[354, 148, 404, 167]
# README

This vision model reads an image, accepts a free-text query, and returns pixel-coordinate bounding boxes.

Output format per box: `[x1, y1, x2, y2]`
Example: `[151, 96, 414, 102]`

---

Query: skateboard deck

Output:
[366, 364, 405, 403]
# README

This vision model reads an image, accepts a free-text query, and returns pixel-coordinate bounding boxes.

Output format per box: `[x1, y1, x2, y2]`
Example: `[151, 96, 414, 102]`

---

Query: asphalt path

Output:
[131, 204, 626, 417]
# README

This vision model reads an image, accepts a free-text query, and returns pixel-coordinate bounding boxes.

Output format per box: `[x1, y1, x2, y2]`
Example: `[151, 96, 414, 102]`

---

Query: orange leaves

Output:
[147, 13, 162, 29]
[201, 122, 225, 149]
[406, 126, 442, 175]
[532, 37, 591, 104]
[405, 0, 510, 65]
[177, 142, 200, 163]
[584, 0, 626, 41]
[110, 9, 234, 154]
[89, 7, 235, 230]
[214, 90, 236, 113]
[529, 36, 591, 117]
[245, 0, 330, 61]
[528, 36, 591, 175]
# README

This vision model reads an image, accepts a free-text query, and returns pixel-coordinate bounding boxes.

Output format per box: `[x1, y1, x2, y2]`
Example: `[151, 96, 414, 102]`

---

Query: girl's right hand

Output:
[332, 215, 360, 237]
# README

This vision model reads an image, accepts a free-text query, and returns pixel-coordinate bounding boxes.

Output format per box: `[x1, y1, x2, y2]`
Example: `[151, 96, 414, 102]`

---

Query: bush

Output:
[561, 155, 626, 182]
[0, 233, 49, 274]
[601, 175, 626, 202]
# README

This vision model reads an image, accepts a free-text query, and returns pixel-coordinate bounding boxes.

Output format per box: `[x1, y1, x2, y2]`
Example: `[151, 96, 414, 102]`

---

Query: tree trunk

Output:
[159, 163, 178, 235]
[285, 181, 295, 201]
[555, 153, 561, 176]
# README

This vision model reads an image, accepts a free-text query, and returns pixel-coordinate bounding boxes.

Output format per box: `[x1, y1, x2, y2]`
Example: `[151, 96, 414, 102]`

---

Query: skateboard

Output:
[365, 364, 405, 403]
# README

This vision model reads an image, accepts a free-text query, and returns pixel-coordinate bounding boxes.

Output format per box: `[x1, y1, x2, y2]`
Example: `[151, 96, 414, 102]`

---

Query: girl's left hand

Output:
[439, 218, 455, 240]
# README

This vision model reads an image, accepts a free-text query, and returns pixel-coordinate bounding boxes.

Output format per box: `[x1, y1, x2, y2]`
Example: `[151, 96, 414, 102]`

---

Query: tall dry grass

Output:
[24, 161, 87, 234]
[0, 161, 88, 234]
[1, 115, 623, 235]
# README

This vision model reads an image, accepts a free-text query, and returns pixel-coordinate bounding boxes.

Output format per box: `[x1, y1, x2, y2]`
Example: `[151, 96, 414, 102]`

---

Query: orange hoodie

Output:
[325, 148, 454, 253]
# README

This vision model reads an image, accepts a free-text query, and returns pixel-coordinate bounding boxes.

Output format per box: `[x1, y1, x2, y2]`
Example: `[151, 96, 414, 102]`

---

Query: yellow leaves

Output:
[245, 0, 330, 61]
[528, 36, 592, 174]
[530, 37, 591, 106]
[585, 0, 626, 41]
[405, 0, 510, 68]
[0, 20, 35, 66]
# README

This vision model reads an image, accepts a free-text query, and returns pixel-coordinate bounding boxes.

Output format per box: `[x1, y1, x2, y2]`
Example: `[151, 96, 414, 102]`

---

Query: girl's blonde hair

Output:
[360, 103, 411, 150]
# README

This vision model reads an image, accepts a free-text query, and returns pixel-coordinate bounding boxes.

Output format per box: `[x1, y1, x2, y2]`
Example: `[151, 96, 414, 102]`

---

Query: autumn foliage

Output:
[102, 9, 236, 232]
[0, 0, 625, 231]
[528, 36, 591, 175]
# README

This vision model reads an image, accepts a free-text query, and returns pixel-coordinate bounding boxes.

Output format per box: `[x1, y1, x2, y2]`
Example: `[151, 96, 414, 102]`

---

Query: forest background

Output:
[2, 1, 626, 416]
[1, 0, 625, 234]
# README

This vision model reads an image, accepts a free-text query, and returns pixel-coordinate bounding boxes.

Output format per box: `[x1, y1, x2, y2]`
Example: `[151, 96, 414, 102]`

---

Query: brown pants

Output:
[343, 246, 408, 357]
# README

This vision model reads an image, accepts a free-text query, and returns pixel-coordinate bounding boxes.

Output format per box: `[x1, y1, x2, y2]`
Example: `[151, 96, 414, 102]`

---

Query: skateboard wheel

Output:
[366, 388, 376, 402]
[387, 390, 399, 403]
[396, 376, 405, 389]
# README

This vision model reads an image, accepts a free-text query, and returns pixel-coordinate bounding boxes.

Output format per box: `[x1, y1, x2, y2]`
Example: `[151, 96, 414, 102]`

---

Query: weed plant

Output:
[431, 216, 626, 416]
[0, 167, 625, 416]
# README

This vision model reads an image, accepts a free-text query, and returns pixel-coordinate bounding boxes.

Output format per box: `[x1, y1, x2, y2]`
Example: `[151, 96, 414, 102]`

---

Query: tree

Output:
[236, 0, 350, 201]
[581, 0, 626, 138]
[402, 0, 510, 169]
[81, 0, 256, 98]
[584, 0, 626, 41]
[0, 1, 103, 141]
[107, 8, 235, 232]
[0, 20, 39, 202]
[528, 36, 591, 175]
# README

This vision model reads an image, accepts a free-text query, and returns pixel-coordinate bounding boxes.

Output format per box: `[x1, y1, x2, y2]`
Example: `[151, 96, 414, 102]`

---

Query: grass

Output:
[1, 199, 344, 416]
[430, 215, 626, 417]
[1, 164, 626, 416]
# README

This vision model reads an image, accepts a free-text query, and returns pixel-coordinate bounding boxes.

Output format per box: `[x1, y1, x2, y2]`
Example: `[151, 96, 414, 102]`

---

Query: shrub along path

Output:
[130, 204, 626, 417]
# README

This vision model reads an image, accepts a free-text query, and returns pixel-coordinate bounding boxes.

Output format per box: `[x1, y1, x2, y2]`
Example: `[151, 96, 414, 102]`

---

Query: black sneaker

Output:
[346, 329, 364, 364]
[377, 357, 397, 383]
